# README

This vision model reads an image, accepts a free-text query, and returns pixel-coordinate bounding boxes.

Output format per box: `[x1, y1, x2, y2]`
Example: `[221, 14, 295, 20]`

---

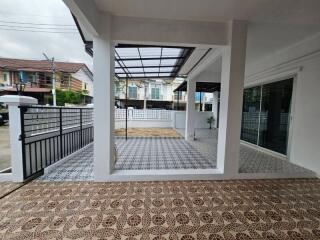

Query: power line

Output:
[0, 27, 78, 34]
[0, 20, 75, 27]
[0, 10, 69, 20]
[0, 24, 77, 31]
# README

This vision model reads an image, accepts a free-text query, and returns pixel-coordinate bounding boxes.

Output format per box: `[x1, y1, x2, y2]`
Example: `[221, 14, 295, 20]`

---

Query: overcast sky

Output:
[0, 0, 92, 69]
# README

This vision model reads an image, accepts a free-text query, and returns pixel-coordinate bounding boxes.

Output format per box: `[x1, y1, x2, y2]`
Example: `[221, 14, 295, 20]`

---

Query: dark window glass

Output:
[241, 86, 261, 144]
[258, 79, 293, 154]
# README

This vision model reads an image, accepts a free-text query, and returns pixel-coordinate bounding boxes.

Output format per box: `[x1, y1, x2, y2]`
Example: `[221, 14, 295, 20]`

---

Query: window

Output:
[3, 74, 7, 82]
[61, 74, 69, 84]
[195, 92, 202, 102]
[240, 79, 293, 155]
[27, 73, 36, 83]
[128, 86, 137, 99]
[174, 92, 182, 100]
[151, 84, 160, 99]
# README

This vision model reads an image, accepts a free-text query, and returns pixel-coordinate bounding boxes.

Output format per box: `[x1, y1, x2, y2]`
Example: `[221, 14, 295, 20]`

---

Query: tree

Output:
[48, 90, 84, 106]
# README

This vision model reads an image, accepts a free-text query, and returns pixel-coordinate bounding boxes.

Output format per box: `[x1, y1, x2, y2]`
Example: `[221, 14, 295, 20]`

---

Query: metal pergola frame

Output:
[114, 44, 193, 139]
[115, 44, 193, 79]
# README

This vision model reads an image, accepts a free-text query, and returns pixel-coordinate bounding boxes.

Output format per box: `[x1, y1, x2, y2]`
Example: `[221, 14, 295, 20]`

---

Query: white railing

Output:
[115, 109, 171, 121]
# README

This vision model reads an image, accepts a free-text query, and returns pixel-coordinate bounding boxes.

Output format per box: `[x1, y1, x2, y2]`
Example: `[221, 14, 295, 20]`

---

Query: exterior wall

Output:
[115, 79, 188, 102]
[114, 109, 213, 129]
[71, 68, 94, 96]
[174, 110, 214, 129]
[70, 78, 83, 92]
[244, 33, 320, 175]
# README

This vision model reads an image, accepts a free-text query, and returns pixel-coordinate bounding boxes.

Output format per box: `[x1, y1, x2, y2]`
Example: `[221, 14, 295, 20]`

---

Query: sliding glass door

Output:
[241, 78, 293, 155]
[241, 86, 261, 144]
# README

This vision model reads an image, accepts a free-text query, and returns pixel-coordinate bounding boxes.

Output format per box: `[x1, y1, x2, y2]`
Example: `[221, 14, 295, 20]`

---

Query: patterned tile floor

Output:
[38, 144, 94, 182]
[0, 181, 23, 199]
[177, 129, 314, 175]
[38, 129, 314, 181]
[115, 137, 216, 170]
[0, 178, 320, 239]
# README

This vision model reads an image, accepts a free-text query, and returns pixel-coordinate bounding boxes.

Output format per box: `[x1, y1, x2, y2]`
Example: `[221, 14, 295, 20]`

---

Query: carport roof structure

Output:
[174, 81, 221, 92]
[73, 15, 194, 80]
[115, 45, 193, 79]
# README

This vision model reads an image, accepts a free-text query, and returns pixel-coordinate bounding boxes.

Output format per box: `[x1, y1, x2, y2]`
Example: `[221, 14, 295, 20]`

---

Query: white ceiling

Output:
[94, 0, 320, 25]
[179, 47, 210, 75]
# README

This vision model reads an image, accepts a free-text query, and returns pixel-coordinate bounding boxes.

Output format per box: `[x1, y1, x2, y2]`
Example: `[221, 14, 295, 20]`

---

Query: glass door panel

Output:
[241, 86, 261, 144]
[258, 79, 293, 154]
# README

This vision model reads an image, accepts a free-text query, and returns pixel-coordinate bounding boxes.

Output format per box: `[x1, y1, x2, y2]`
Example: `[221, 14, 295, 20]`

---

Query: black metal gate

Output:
[19, 106, 93, 180]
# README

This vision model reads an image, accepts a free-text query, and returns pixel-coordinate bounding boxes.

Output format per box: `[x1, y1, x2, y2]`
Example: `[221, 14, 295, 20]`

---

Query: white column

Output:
[93, 14, 115, 181]
[185, 79, 196, 140]
[216, 20, 247, 177]
[0, 95, 38, 182]
[212, 91, 219, 128]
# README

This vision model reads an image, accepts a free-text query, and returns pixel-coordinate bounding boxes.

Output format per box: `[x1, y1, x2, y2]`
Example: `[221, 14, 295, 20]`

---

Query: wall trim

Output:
[246, 30, 320, 81]
[240, 140, 287, 160]
[0, 173, 12, 182]
[245, 67, 302, 88]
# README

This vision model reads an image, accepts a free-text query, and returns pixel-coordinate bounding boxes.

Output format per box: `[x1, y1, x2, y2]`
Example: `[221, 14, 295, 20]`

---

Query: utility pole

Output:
[43, 53, 56, 106]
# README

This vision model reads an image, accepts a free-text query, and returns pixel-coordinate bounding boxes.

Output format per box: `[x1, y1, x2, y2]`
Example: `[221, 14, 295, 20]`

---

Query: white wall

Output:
[115, 120, 172, 129]
[174, 111, 213, 129]
[72, 68, 94, 97]
[245, 33, 320, 175]
[114, 110, 213, 129]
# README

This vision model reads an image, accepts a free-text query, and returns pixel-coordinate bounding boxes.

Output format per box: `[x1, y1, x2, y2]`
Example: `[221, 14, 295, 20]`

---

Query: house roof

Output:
[1, 87, 51, 93]
[174, 81, 220, 92]
[0, 57, 91, 75]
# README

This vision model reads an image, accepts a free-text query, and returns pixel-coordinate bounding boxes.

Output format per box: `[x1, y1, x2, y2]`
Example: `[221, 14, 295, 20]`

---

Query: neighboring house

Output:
[114, 78, 213, 110]
[0, 57, 93, 104]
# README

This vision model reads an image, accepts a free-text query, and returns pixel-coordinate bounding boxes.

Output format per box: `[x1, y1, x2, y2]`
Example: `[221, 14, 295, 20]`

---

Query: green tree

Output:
[49, 90, 85, 106]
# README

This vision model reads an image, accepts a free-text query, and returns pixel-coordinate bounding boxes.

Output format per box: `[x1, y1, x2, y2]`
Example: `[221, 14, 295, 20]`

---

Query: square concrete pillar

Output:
[185, 79, 196, 140]
[93, 14, 115, 181]
[212, 91, 219, 128]
[217, 20, 247, 177]
[0, 95, 38, 182]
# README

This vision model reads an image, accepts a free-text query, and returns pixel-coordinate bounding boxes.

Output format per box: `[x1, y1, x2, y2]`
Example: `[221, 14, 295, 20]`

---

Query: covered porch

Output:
[38, 127, 314, 181]
[59, 0, 320, 182]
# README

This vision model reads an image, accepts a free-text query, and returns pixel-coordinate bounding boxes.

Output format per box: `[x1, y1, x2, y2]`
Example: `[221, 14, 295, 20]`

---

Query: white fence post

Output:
[0, 95, 38, 182]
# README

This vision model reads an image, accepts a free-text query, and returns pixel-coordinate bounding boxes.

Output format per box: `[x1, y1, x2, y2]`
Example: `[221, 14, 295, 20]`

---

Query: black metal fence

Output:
[19, 106, 93, 180]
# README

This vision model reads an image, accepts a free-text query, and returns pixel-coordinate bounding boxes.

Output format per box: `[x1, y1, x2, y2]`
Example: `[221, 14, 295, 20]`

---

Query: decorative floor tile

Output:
[38, 130, 314, 181]
[114, 137, 216, 170]
[0, 179, 319, 239]
[38, 143, 94, 182]
[0, 182, 23, 199]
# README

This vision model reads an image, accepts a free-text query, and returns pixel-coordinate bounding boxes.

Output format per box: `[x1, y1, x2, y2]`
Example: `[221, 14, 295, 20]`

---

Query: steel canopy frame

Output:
[115, 44, 193, 80]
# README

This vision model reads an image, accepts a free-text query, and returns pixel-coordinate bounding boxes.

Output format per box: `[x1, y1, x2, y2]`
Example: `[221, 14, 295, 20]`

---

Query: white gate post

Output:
[0, 95, 38, 182]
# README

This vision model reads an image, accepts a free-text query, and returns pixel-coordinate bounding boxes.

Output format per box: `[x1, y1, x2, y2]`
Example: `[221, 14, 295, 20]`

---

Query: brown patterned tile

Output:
[0, 179, 319, 239]
[0, 181, 23, 199]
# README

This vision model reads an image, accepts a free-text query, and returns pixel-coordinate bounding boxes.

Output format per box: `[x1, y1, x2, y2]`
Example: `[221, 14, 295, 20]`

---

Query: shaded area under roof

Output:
[174, 81, 221, 92]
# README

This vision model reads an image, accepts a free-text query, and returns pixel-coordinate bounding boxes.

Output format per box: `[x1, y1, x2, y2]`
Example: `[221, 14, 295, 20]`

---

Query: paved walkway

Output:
[38, 144, 94, 181]
[38, 128, 314, 181]
[177, 128, 314, 175]
[115, 137, 216, 170]
[1, 178, 320, 239]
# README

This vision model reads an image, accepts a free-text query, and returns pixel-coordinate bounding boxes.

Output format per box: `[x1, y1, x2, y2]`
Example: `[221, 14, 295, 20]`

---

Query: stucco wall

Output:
[244, 33, 320, 175]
